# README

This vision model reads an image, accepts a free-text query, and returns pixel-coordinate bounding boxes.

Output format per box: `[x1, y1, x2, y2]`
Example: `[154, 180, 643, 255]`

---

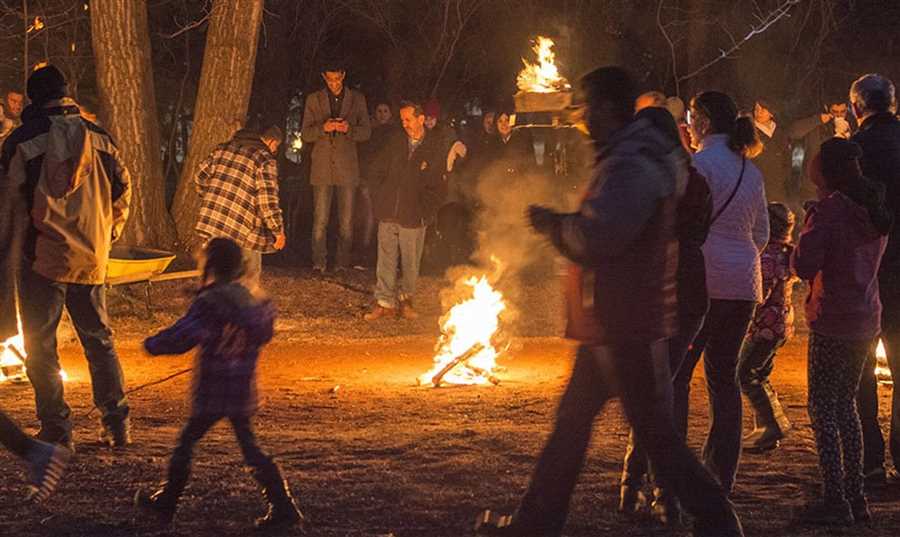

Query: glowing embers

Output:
[876, 339, 892, 385]
[419, 274, 506, 387]
[516, 36, 570, 94]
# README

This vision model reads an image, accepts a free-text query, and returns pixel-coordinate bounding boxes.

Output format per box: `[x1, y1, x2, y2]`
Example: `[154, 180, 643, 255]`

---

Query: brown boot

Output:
[364, 305, 397, 321]
[399, 299, 419, 320]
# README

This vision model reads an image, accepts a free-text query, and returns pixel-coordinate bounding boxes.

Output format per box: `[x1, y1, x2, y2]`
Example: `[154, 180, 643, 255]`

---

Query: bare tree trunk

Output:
[90, 0, 176, 247]
[170, 0, 263, 253]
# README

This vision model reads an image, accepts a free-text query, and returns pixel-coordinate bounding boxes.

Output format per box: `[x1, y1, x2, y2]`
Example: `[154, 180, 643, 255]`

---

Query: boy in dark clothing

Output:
[135, 238, 303, 531]
[739, 202, 797, 452]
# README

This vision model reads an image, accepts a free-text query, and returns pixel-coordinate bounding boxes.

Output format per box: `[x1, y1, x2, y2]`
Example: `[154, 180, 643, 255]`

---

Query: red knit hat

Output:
[424, 98, 441, 119]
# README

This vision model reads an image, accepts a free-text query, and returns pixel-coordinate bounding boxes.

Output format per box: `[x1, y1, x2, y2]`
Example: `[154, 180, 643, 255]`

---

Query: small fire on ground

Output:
[876, 338, 892, 385]
[419, 272, 507, 387]
[1, 318, 68, 383]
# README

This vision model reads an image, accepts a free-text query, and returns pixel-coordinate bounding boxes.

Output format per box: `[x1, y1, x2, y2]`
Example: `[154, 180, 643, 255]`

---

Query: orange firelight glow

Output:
[1, 317, 68, 383]
[516, 36, 570, 94]
[876, 338, 892, 384]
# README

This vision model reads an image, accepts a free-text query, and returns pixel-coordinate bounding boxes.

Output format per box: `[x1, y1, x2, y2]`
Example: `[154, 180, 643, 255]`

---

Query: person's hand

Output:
[323, 119, 337, 133]
[527, 205, 559, 235]
[820, 113, 832, 124]
[273, 232, 286, 251]
[446, 141, 467, 172]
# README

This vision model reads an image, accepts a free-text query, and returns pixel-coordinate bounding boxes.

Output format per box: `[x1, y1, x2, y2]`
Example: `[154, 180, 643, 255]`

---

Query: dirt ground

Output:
[2, 267, 900, 536]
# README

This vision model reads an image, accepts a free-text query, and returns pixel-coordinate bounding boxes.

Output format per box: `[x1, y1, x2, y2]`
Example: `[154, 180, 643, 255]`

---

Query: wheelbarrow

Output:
[106, 246, 200, 317]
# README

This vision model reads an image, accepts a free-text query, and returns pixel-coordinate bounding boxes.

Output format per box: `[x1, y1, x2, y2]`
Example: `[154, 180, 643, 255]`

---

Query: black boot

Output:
[743, 382, 791, 453]
[134, 480, 183, 525]
[253, 465, 305, 532]
[650, 486, 683, 528]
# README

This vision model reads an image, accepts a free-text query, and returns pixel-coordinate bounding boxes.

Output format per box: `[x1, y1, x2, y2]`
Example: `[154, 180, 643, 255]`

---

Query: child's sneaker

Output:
[24, 439, 71, 502]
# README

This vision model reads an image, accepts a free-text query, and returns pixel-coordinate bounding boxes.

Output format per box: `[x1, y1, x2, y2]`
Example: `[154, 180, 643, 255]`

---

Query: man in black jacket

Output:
[850, 73, 900, 485]
[364, 101, 446, 321]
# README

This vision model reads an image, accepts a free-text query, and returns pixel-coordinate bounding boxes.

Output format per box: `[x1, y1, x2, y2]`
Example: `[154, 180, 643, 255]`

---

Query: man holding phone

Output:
[301, 62, 371, 272]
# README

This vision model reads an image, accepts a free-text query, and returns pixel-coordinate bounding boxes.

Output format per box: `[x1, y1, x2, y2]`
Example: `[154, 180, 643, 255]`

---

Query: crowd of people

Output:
[2, 58, 900, 537]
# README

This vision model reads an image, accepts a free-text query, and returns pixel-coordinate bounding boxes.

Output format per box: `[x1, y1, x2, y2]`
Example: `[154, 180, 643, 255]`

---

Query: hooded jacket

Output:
[550, 116, 686, 344]
[144, 282, 276, 417]
[0, 98, 131, 286]
[793, 190, 887, 340]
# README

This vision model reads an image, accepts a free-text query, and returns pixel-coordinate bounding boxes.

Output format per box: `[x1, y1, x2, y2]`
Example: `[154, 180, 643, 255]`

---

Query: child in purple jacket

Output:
[793, 138, 892, 526]
[135, 238, 303, 531]
[739, 202, 797, 453]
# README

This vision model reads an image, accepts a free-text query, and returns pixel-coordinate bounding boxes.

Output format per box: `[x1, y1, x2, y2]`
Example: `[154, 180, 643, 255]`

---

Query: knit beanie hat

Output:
[768, 201, 795, 242]
[27, 65, 67, 105]
[424, 98, 441, 119]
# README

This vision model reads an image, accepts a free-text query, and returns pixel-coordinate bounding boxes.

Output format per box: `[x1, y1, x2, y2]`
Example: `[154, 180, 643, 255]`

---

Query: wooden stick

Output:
[431, 343, 485, 387]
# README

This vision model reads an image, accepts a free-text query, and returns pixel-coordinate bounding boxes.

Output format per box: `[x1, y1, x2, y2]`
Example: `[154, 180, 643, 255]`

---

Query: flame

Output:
[876, 338, 892, 384]
[517, 36, 570, 94]
[419, 275, 506, 386]
[1, 316, 68, 383]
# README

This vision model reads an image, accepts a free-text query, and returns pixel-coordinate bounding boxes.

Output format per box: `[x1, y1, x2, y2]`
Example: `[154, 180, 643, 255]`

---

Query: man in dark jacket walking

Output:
[301, 64, 371, 272]
[363, 101, 446, 321]
[849, 73, 900, 484]
[474, 67, 742, 537]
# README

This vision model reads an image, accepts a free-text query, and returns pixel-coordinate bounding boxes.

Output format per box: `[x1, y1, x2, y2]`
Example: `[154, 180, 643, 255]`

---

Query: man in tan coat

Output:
[301, 62, 371, 271]
[0, 65, 132, 450]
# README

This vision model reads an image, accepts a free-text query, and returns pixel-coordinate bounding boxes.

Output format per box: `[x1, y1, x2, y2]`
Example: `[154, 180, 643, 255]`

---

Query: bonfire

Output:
[419, 273, 507, 387]
[876, 339, 892, 385]
[1, 316, 68, 383]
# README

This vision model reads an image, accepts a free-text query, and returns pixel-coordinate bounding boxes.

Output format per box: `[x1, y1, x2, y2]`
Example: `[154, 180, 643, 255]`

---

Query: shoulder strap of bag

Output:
[710, 157, 746, 226]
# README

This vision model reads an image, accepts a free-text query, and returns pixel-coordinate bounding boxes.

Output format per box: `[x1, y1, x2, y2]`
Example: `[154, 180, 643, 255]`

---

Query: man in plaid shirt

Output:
[194, 126, 286, 282]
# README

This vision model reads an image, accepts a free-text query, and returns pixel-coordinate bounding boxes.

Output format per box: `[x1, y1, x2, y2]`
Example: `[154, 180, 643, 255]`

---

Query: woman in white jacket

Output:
[672, 91, 769, 497]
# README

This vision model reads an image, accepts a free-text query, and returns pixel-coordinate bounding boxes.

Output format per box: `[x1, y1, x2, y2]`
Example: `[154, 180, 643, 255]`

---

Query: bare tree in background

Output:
[170, 0, 263, 253]
[90, 0, 175, 247]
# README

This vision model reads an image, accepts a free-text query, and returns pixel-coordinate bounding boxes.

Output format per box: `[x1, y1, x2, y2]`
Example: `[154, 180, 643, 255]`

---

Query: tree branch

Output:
[677, 0, 801, 83]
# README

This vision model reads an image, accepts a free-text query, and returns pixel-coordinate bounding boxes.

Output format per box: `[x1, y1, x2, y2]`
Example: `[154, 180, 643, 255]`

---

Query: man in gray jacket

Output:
[301, 63, 371, 271]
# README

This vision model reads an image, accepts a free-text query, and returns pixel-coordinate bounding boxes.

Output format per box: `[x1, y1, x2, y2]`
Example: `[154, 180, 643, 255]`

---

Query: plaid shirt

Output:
[194, 130, 283, 252]
[144, 283, 276, 417]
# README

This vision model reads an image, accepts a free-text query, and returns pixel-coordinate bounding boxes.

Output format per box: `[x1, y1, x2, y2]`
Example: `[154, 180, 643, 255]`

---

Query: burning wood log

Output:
[463, 362, 501, 386]
[430, 343, 485, 387]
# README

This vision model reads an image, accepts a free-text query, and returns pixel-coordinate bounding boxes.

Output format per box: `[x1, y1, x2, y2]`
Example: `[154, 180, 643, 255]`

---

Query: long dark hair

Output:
[691, 91, 762, 158]
[820, 137, 893, 235]
[200, 238, 245, 291]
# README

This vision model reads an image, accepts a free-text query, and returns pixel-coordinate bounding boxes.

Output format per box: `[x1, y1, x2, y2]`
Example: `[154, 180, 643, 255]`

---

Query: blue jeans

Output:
[242, 248, 262, 286]
[312, 184, 355, 269]
[20, 267, 129, 437]
[374, 222, 426, 308]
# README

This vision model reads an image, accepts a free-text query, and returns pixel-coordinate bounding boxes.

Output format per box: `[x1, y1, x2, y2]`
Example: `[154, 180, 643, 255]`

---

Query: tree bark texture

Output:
[170, 0, 263, 253]
[90, 0, 176, 247]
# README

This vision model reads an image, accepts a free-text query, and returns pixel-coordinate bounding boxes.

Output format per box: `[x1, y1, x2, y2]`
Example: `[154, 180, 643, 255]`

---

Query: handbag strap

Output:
[710, 157, 746, 226]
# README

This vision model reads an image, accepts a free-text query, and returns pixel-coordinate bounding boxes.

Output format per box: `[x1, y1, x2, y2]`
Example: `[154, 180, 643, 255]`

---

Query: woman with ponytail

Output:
[672, 91, 769, 495]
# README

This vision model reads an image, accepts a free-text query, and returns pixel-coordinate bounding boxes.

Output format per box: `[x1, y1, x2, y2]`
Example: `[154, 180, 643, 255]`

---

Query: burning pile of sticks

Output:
[425, 343, 501, 388]
[1, 340, 27, 382]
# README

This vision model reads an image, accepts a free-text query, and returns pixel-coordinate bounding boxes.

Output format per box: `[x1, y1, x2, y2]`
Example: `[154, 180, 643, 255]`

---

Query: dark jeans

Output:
[621, 310, 706, 489]
[167, 414, 279, 489]
[858, 273, 900, 473]
[20, 267, 129, 437]
[312, 184, 355, 269]
[515, 341, 740, 536]
[0, 410, 34, 458]
[673, 299, 756, 494]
